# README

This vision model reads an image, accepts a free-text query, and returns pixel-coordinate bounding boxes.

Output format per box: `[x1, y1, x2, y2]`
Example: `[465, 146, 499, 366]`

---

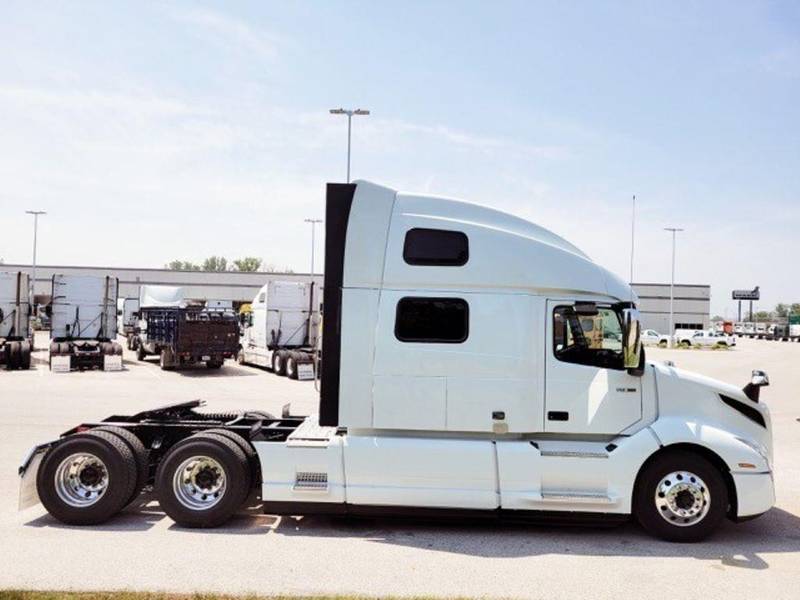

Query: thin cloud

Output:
[168, 6, 280, 61]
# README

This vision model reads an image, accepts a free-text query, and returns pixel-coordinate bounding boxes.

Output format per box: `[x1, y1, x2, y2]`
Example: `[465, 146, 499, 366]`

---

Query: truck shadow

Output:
[24, 501, 800, 569]
[268, 506, 800, 569]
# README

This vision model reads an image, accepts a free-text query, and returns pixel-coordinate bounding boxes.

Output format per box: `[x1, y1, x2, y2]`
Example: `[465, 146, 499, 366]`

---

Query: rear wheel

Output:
[286, 354, 298, 379]
[7, 341, 21, 370]
[203, 429, 260, 487]
[20, 341, 31, 370]
[658, 340, 668, 348]
[136, 342, 146, 361]
[273, 350, 288, 376]
[155, 433, 251, 528]
[94, 426, 150, 505]
[634, 450, 728, 542]
[680, 340, 691, 348]
[37, 430, 138, 525]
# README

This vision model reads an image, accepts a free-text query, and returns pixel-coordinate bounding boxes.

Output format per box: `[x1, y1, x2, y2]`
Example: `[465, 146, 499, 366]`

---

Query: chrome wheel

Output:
[655, 470, 710, 526]
[172, 456, 226, 511]
[54, 453, 109, 507]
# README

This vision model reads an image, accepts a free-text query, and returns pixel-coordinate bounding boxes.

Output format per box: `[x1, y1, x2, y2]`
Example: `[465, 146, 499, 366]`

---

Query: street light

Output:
[304, 218, 323, 277]
[664, 227, 684, 348]
[329, 107, 370, 182]
[25, 210, 46, 308]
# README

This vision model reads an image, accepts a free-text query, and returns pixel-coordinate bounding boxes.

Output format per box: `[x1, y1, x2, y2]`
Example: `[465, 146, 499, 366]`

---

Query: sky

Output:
[0, 1, 798, 317]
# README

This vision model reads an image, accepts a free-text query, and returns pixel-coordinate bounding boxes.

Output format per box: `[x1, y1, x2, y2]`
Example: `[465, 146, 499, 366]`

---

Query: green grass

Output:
[0, 593, 444, 600]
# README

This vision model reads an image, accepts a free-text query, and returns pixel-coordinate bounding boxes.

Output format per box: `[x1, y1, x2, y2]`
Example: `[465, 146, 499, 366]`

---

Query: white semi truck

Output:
[47, 274, 123, 371]
[117, 297, 140, 349]
[19, 181, 775, 542]
[0, 271, 32, 370]
[238, 281, 320, 379]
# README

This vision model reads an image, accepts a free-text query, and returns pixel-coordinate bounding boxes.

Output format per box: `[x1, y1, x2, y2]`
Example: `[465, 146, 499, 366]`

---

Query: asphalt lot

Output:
[2, 333, 799, 599]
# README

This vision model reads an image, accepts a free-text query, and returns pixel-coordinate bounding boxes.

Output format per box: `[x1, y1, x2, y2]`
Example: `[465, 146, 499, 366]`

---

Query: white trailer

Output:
[238, 281, 320, 379]
[20, 181, 775, 542]
[0, 271, 32, 370]
[48, 274, 123, 371]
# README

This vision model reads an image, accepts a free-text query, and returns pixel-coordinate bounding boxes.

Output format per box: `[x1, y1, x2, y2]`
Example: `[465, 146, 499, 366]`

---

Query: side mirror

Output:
[743, 370, 769, 402]
[751, 370, 769, 387]
[622, 307, 643, 375]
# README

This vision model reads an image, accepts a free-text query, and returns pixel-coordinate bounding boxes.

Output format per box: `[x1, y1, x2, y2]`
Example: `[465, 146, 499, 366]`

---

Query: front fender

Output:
[649, 417, 770, 473]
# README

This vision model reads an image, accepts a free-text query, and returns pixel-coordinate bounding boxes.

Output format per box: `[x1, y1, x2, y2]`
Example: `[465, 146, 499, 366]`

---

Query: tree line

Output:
[712, 303, 800, 322]
[165, 256, 294, 273]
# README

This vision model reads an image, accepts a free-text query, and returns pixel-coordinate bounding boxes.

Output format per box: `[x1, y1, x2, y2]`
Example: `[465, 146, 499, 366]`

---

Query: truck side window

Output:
[403, 228, 469, 266]
[553, 305, 623, 369]
[395, 297, 469, 343]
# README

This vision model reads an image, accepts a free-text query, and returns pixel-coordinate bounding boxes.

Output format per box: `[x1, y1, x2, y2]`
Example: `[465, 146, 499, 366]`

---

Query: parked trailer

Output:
[0, 271, 32, 370]
[20, 181, 775, 542]
[48, 275, 122, 371]
[134, 285, 239, 370]
[238, 281, 320, 379]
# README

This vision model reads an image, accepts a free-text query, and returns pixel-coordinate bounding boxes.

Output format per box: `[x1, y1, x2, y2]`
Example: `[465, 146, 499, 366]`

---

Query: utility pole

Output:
[25, 210, 46, 308]
[664, 227, 684, 348]
[304, 218, 323, 276]
[329, 108, 370, 182]
[629, 195, 636, 283]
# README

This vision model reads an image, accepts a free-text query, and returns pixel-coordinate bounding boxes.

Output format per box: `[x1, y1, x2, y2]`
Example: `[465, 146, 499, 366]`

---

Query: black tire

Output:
[273, 350, 288, 376]
[94, 426, 150, 505]
[207, 359, 223, 369]
[286, 354, 298, 379]
[136, 342, 146, 361]
[634, 450, 728, 542]
[9, 341, 22, 370]
[155, 433, 251, 528]
[680, 340, 691, 348]
[20, 341, 32, 370]
[37, 430, 138, 525]
[203, 428, 260, 485]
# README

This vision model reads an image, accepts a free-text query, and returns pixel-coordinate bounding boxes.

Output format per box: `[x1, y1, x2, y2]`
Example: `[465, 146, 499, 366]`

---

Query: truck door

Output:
[544, 300, 642, 434]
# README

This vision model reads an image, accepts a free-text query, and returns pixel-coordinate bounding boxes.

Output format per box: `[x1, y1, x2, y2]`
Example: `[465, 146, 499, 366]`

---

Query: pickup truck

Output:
[676, 330, 736, 348]
[640, 329, 670, 347]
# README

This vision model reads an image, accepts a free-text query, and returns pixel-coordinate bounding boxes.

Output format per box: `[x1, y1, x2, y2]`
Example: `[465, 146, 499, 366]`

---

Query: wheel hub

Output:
[655, 470, 710, 527]
[172, 456, 227, 511]
[54, 453, 109, 507]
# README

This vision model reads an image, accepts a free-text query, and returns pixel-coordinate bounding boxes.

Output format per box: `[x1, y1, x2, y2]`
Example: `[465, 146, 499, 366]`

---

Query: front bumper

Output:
[732, 471, 775, 518]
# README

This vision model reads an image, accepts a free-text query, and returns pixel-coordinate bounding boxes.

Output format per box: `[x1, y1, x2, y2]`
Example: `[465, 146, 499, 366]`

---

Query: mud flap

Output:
[18, 444, 51, 510]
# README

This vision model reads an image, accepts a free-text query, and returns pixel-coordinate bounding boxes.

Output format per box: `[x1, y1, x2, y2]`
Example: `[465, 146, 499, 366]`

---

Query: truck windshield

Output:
[553, 305, 624, 369]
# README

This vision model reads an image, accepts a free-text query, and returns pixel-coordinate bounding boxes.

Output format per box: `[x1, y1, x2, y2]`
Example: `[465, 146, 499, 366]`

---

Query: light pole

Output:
[25, 210, 46, 308]
[329, 107, 370, 182]
[664, 227, 684, 348]
[304, 218, 323, 276]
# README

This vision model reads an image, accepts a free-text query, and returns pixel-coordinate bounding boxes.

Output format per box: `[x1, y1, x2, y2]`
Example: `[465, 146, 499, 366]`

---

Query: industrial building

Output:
[631, 283, 711, 333]
[1, 263, 323, 308]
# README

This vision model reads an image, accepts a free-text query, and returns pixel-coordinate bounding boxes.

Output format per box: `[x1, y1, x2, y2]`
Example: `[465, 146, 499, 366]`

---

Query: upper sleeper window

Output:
[395, 297, 469, 343]
[403, 228, 469, 266]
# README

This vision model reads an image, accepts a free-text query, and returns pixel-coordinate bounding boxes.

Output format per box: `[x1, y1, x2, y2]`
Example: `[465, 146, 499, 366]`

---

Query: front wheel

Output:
[634, 450, 728, 542]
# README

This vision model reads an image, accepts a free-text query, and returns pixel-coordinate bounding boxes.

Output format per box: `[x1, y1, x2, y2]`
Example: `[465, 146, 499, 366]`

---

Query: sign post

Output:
[732, 287, 760, 322]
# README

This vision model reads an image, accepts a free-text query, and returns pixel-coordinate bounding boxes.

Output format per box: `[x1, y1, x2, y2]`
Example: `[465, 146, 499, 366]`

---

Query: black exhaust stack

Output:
[319, 183, 356, 427]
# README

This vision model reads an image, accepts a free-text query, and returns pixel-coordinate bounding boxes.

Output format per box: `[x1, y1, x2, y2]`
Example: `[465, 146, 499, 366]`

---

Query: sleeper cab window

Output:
[403, 228, 469, 266]
[395, 297, 469, 343]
